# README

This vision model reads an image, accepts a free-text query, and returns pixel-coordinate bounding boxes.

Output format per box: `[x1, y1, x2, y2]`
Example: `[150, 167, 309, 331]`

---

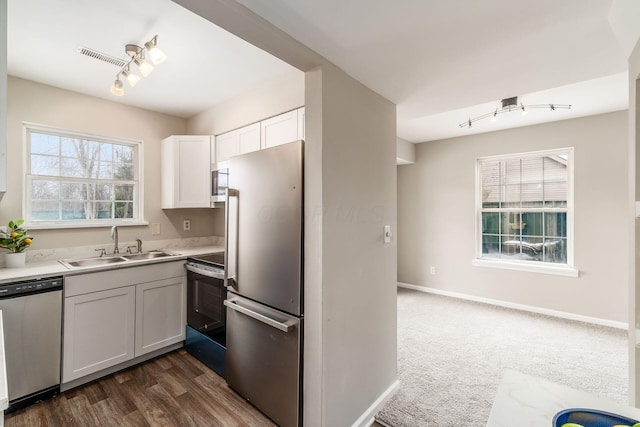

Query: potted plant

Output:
[0, 219, 34, 267]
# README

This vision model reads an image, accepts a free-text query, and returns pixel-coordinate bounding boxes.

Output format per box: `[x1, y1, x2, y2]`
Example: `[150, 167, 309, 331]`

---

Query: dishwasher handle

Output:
[224, 297, 296, 333]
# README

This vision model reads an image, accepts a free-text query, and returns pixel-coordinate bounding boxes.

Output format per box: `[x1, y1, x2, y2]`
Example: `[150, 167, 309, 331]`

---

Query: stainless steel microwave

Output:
[211, 161, 229, 204]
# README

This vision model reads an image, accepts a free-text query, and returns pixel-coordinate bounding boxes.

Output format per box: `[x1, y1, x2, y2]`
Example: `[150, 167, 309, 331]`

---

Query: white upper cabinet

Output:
[161, 108, 304, 209]
[161, 135, 211, 209]
[261, 110, 299, 149]
[216, 122, 261, 164]
[238, 123, 261, 155]
[215, 129, 238, 164]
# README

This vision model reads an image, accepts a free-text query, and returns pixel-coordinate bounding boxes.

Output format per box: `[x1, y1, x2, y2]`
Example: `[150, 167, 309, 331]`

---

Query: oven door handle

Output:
[224, 297, 295, 333]
[185, 264, 225, 280]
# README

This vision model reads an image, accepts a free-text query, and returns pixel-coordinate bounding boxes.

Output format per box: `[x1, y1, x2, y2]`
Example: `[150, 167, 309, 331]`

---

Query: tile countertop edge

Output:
[486, 369, 640, 427]
[0, 245, 224, 284]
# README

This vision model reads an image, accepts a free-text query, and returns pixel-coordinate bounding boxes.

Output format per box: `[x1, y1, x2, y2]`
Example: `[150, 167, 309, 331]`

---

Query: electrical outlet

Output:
[151, 223, 161, 235]
[430, 266, 436, 275]
[0, 226, 7, 233]
[183, 219, 191, 231]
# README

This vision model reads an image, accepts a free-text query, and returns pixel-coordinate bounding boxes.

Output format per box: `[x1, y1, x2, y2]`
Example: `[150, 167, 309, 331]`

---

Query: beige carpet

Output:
[375, 287, 628, 426]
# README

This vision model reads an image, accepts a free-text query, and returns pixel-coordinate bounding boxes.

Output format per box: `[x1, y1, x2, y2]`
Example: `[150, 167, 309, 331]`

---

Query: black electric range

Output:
[184, 251, 227, 378]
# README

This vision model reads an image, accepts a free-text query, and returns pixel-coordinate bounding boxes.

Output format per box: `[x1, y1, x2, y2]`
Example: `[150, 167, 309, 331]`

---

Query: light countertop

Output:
[0, 244, 224, 284]
[487, 370, 640, 426]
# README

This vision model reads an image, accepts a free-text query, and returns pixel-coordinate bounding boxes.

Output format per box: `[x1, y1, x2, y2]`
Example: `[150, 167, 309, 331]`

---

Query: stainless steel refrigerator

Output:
[224, 140, 303, 427]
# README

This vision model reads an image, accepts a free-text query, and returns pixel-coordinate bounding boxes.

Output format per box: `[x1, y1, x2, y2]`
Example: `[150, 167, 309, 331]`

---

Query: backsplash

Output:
[0, 235, 224, 267]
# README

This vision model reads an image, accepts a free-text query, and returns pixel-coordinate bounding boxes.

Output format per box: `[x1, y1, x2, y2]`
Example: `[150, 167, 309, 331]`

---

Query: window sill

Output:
[472, 258, 579, 277]
[24, 220, 149, 230]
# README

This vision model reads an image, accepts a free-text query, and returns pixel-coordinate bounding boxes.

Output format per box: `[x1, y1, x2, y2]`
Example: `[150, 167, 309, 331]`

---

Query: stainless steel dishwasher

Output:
[0, 276, 62, 412]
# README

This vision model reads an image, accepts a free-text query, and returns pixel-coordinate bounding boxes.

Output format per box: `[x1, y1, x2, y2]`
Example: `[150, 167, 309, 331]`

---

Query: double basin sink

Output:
[59, 250, 175, 269]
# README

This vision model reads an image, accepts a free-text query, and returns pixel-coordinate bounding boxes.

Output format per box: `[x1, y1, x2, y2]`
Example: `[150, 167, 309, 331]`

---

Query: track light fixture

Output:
[459, 96, 571, 128]
[109, 35, 166, 97]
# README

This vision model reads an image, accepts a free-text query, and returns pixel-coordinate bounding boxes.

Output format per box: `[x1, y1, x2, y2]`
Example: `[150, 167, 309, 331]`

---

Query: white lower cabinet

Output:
[135, 277, 186, 356]
[62, 262, 186, 385]
[62, 286, 136, 383]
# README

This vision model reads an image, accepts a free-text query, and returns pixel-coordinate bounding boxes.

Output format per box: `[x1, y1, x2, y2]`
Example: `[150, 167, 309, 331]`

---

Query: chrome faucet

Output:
[136, 238, 143, 254]
[110, 226, 119, 254]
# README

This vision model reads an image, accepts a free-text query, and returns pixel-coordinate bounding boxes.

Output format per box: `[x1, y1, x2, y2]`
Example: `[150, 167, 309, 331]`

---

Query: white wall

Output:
[396, 137, 415, 165]
[305, 63, 398, 426]
[187, 68, 304, 135]
[629, 35, 640, 406]
[4, 76, 220, 249]
[399, 111, 628, 323]
[0, 0, 6, 201]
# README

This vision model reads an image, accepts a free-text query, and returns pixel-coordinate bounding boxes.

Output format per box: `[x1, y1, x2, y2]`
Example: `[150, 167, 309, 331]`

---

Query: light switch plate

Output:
[384, 225, 392, 243]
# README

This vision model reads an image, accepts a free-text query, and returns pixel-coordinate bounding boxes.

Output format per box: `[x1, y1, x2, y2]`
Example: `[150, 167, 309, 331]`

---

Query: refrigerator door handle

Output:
[225, 188, 239, 286]
[224, 298, 296, 333]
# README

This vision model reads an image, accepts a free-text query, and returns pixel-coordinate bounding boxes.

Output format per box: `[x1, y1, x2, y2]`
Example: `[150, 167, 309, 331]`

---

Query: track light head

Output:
[134, 56, 154, 77]
[110, 78, 124, 96]
[123, 67, 140, 87]
[144, 36, 167, 65]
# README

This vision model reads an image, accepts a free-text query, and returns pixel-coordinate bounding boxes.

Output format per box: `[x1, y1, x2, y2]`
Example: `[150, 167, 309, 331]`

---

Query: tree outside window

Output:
[26, 125, 140, 226]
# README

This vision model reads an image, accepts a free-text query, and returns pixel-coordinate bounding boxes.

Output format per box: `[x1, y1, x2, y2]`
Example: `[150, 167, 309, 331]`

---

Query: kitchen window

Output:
[473, 148, 577, 277]
[24, 124, 145, 228]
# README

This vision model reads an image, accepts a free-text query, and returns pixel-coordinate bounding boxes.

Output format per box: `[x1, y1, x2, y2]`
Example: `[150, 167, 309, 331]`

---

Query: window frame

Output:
[22, 122, 147, 229]
[472, 147, 578, 277]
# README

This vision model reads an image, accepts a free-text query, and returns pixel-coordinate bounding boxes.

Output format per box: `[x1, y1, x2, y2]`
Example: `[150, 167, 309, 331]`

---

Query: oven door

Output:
[186, 266, 226, 345]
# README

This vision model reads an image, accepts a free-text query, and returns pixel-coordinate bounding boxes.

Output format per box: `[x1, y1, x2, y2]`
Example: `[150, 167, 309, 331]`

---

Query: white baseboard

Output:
[397, 282, 628, 330]
[352, 379, 400, 427]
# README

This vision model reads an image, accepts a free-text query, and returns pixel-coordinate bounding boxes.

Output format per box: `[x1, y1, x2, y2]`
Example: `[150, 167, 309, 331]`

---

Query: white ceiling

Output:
[7, 0, 298, 118]
[8, 0, 639, 143]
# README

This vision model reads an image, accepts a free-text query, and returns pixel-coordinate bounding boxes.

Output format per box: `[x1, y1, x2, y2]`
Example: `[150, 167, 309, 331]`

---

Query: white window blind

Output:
[477, 148, 573, 269]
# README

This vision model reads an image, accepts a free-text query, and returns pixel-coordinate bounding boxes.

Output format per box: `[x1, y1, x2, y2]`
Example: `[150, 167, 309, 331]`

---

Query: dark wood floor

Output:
[5, 348, 276, 427]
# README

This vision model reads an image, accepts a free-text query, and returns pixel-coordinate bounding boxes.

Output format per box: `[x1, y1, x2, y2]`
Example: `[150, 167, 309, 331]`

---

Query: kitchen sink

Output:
[59, 256, 127, 268]
[59, 251, 175, 269]
[122, 251, 173, 261]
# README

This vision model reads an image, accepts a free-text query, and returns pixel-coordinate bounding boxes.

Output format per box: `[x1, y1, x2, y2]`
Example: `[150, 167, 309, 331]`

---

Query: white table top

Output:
[487, 370, 640, 426]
